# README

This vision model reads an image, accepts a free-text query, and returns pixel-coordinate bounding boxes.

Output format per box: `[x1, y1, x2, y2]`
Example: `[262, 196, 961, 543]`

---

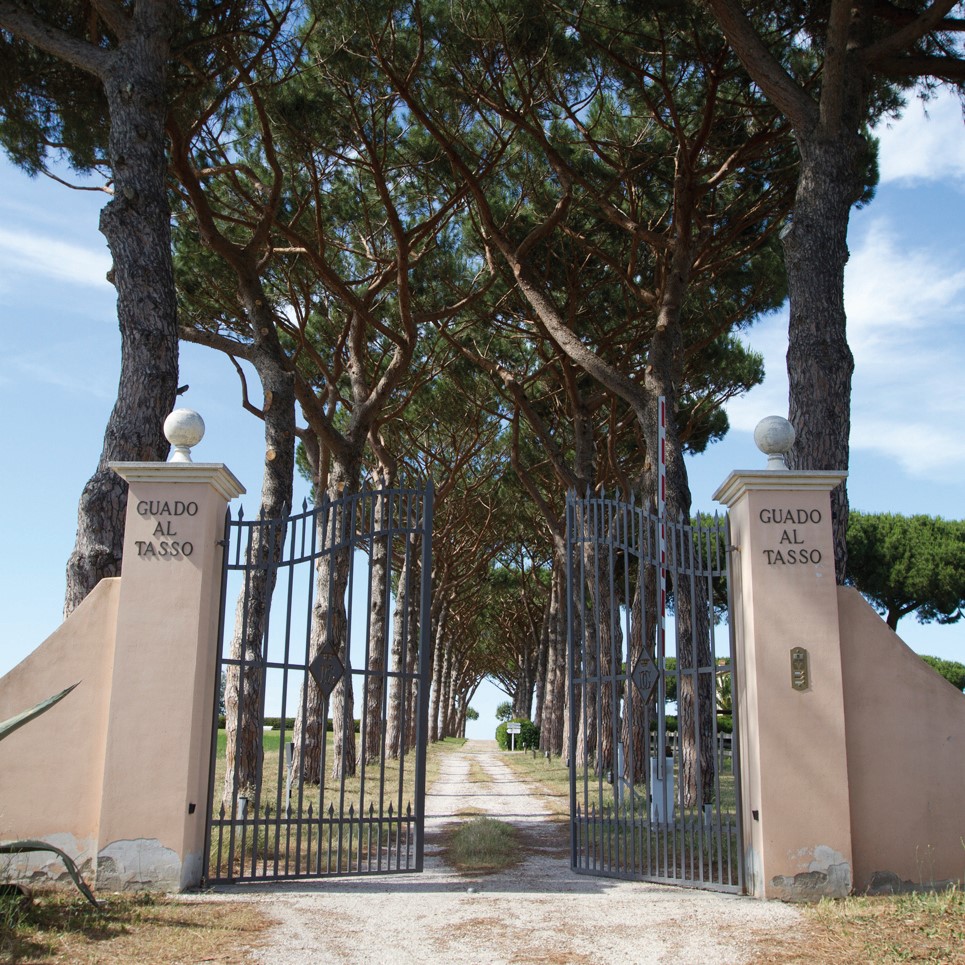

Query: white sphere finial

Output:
[753, 415, 795, 470]
[164, 408, 205, 463]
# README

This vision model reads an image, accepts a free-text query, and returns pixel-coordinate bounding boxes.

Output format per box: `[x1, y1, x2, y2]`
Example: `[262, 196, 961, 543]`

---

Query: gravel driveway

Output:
[206, 740, 800, 964]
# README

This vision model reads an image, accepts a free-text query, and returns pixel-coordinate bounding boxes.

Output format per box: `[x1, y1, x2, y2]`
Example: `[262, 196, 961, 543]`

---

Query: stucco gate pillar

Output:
[713, 417, 851, 901]
[97, 408, 244, 890]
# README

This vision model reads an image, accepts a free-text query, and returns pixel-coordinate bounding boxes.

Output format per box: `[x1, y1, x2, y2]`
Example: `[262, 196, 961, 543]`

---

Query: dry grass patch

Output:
[464, 758, 490, 787]
[0, 892, 271, 965]
[444, 817, 520, 873]
[750, 888, 965, 964]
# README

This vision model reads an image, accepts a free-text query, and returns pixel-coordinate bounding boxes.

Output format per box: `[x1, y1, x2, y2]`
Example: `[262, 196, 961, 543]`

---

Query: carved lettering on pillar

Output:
[758, 508, 823, 566]
[133, 499, 197, 560]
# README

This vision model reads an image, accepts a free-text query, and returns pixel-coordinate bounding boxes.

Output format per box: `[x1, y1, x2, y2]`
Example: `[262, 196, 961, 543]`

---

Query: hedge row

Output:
[217, 716, 361, 733]
[645, 715, 733, 734]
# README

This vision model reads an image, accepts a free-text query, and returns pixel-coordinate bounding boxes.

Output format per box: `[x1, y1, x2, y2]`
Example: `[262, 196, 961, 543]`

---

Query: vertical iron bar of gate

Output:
[298, 498, 321, 876]
[276, 513, 299, 877]
[412, 480, 434, 871]
[237, 517, 257, 878]
[252, 513, 278, 880]
[345, 492, 360, 872]
[356, 488, 373, 873]
[395, 493, 415, 869]
[203, 507, 233, 885]
[565, 493, 578, 869]
[607, 497, 619, 874]
[619, 498, 632, 875]
[680, 518, 693, 880]
[637, 501, 648, 879]
[589, 494, 599, 871]
[702, 516, 719, 884]
[686, 515, 705, 884]
[375, 491, 393, 873]
[726, 512, 745, 892]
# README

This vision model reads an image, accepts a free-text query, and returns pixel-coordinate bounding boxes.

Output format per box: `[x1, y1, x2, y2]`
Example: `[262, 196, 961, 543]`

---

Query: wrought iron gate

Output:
[204, 482, 433, 884]
[565, 490, 743, 892]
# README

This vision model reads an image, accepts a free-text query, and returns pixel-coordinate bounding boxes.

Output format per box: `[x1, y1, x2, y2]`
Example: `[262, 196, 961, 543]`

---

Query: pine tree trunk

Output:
[532, 591, 552, 732]
[385, 544, 414, 758]
[404, 569, 421, 752]
[428, 596, 448, 741]
[574, 540, 619, 776]
[221, 336, 295, 808]
[438, 629, 453, 739]
[621, 574, 655, 785]
[575, 591, 598, 773]
[674, 560, 716, 808]
[364, 482, 393, 763]
[784, 136, 859, 582]
[562, 551, 581, 767]
[292, 462, 360, 784]
[545, 561, 567, 757]
[64, 5, 180, 615]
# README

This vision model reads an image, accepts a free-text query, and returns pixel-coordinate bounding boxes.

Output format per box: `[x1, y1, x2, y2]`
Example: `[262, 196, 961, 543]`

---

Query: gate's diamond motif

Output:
[308, 643, 344, 700]
[631, 654, 659, 702]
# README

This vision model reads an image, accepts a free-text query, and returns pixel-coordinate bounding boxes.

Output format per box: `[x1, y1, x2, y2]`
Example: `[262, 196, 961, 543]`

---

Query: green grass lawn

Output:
[206, 733, 465, 880]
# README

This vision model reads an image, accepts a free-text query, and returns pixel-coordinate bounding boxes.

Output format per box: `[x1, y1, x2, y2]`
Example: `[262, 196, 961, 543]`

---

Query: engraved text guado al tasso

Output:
[759, 508, 823, 565]
[134, 499, 196, 559]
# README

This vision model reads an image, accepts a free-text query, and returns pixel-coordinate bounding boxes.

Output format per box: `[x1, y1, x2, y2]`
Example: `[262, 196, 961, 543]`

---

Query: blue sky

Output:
[1, 90, 963, 738]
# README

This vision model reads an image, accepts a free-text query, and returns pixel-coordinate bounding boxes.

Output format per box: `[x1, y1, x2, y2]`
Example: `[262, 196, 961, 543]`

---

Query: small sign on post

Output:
[506, 721, 521, 752]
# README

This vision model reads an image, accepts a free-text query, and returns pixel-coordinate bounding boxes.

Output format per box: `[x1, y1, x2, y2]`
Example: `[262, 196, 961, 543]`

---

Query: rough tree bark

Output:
[532, 588, 552, 732]
[428, 592, 449, 742]
[783, 136, 859, 580]
[0, 2, 187, 616]
[292, 458, 361, 784]
[220, 329, 295, 809]
[363, 466, 396, 764]
[699, 0, 959, 580]
[540, 558, 567, 757]
[385, 537, 419, 757]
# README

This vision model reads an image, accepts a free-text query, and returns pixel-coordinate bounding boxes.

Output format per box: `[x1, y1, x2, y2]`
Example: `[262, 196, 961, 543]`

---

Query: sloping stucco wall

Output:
[838, 587, 965, 893]
[0, 578, 120, 882]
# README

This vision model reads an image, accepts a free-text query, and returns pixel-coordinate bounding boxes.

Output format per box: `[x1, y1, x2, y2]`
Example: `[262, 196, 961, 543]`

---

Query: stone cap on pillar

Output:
[109, 462, 246, 501]
[713, 469, 847, 509]
[713, 415, 845, 507]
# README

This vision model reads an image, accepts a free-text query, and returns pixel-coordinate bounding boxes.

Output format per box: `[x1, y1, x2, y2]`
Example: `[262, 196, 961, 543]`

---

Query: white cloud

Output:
[873, 90, 965, 186]
[844, 218, 965, 477]
[0, 225, 111, 288]
[725, 217, 965, 481]
[846, 219, 965, 350]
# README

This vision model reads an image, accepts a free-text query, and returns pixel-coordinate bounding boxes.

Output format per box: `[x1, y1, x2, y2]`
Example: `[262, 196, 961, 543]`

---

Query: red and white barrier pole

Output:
[657, 395, 668, 783]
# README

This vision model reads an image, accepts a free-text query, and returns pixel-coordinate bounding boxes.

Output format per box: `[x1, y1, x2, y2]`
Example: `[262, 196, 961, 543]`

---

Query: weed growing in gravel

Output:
[0, 891, 270, 965]
[446, 817, 519, 872]
[753, 887, 965, 964]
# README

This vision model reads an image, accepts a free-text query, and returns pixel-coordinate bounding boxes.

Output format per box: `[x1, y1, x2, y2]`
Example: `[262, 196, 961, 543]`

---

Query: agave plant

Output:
[0, 683, 99, 908]
[0, 683, 78, 741]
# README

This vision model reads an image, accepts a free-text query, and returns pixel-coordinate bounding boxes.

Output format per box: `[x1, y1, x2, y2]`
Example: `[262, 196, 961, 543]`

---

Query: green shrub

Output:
[264, 717, 295, 731]
[217, 717, 361, 733]
[645, 715, 733, 733]
[495, 718, 539, 751]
